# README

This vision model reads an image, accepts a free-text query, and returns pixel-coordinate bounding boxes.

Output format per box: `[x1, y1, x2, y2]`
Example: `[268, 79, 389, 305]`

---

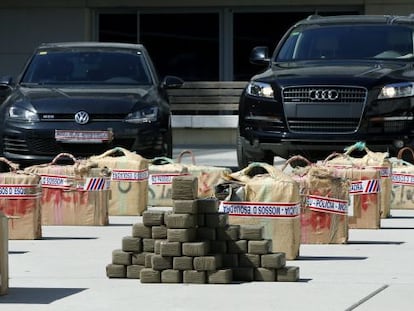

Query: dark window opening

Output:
[99, 14, 138, 43]
[140, 13, 219, 81]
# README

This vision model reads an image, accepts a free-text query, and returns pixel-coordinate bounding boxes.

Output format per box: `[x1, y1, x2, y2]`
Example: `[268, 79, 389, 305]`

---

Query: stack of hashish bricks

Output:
[106, 175, 300, 283]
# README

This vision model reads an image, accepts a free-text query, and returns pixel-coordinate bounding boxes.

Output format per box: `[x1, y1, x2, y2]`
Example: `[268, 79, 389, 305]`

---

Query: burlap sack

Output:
[25, 153, 110, 226]
[148, 157, 188, 207]
[218, 162, 301, 260]
[0, 158, 42, 239]
[176, 150, 232, 198]
[324, 152, 381, 229]
[89, 147, 149, 215]
[390, 147, 414, 209]
[326, 143, 391, 218]
[283, 156, 349, 244]
[352, 147, 391, 219]
[0, 211, 8, 295]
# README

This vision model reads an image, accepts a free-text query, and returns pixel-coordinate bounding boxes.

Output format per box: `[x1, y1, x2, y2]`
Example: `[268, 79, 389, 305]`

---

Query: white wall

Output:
[0, 8, 88, 77]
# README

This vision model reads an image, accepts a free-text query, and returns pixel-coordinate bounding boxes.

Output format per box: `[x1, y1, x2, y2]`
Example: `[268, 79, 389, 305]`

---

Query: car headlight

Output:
[378, 82, 414, 99]
[8, 106, 39, 122]
[246, 81, 274, 98]
[125, 106, 158, 124]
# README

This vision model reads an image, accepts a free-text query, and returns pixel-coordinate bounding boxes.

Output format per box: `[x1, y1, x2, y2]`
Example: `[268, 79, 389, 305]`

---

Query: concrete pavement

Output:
[1, 146, 413, 311]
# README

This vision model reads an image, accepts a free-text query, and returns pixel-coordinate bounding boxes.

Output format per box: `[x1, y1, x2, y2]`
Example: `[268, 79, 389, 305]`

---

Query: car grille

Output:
[287, 118, 360, 133]
[39, 113, 127, 121]
[4, 136, 134, 156]
[282, 86, 367, 133]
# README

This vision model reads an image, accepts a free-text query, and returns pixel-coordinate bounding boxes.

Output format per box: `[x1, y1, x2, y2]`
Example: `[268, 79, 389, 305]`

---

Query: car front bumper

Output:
[2, 120, 167, 165]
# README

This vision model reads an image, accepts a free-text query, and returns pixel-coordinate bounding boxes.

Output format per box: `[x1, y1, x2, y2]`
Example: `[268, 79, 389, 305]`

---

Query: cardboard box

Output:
[288, 163, 350, 244]
[325, 145, 391, 219]
[353, 152, 392, 219]
[0, 171, 42, 239]
[390, 147, 414, 209]
[90, 147, 149, 216]
[25, 154, 110, 226]
[218, 162, 301, 260]
[330, 166, 381, 229]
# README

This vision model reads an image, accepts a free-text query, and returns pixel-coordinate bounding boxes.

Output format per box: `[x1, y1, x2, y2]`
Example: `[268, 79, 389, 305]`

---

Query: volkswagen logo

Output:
[309, 89, 339, 101]
[74, 111, 90, 124]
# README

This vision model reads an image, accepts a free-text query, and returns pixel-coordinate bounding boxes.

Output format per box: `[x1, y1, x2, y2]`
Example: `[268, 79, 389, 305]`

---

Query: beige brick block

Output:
[152, 225, 167, 239]
[173, 256, 194, 270]
[182, 241, 210, 256]
[112, 249, 131, 265]
[254, 267, 276, 282]
[167, 228, 196, 242]
[197, 198, 219, 213]
[173, 200, 198, 214]
[151, 254, 173, 271]
[193, 255, 222, 271]
[142, 211, 165, 226]
[208, 269, 233, 284]
[248, 240, 272, 254]
[240, 225, 264, 240]
[161, 269, 183, 283]
[106, 264, 126, 278]
[183, 270, 206, 284]
[132, 223, 152, 238]
[160, 241, 182, 257]
[127, 265, 145, 279]
[277, 266, 300, 282]
[227, 240, 247, 254]
[122, 236, 142, 253]
[140, 268, 161, 283]
[261, 252, 286, 269]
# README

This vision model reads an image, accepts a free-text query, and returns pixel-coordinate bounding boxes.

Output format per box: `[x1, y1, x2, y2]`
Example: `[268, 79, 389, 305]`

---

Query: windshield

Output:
[276, 24, 414, 61]
[21, 49, 153, 85]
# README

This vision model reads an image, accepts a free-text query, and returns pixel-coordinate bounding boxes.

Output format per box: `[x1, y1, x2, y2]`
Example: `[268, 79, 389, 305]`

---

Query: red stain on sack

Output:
[0, 198, 34, 216]
[42, 188, 88, 205]
[361, 194, 377, 212]
[301, 209, 331, 231]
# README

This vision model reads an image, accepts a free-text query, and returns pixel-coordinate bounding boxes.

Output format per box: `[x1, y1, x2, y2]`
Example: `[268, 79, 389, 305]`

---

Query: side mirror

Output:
[0, 76, 13, 104]
[250, 46, 270, 65]
[161, 76, 184, 89]
[0, 76, 13, 85]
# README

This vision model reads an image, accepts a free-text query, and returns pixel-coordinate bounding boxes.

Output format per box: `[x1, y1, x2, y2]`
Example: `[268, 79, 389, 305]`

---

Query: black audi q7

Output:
[0, 42, 183, 167]
[238, 14, 414, 167]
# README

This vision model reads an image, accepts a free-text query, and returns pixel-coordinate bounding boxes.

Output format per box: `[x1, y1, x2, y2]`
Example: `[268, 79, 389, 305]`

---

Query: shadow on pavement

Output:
[40, 237, 98, 241]
[8, 251, 28, 255]
[297, 255, 367, 261]
[0, 287, 87, 304]
[347, 240, 404, 245]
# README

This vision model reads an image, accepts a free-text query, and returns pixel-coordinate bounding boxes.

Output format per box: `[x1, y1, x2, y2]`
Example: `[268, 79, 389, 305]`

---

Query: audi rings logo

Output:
[309, 89, 339, 101]
[74, 111, 90, 124]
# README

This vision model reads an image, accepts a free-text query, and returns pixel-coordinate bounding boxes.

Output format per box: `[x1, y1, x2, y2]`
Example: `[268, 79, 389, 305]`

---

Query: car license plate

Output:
[55, 130, 113, 143]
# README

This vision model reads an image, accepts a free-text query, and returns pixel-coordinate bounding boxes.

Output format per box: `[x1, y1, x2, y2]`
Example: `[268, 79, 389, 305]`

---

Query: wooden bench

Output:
[169, 81, 247, 129]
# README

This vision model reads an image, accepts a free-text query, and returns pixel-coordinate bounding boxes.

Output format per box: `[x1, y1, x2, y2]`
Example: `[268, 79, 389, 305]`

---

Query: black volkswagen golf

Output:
[0, 42, 183, 166]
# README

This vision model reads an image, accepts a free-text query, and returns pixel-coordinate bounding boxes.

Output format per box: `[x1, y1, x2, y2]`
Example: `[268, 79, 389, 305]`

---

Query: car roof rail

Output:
[306, 14, 321, 20]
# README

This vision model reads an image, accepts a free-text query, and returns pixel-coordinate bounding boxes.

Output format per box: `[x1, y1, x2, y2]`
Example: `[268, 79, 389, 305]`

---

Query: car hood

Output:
[10, 85, 158, 113]
[255, 60, 414, 88]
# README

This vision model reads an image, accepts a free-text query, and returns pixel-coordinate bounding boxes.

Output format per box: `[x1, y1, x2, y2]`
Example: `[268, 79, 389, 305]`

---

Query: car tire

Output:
[237, 133, 251, 169]
[237, 133, 274, 169]
[162, 127, 173, 159]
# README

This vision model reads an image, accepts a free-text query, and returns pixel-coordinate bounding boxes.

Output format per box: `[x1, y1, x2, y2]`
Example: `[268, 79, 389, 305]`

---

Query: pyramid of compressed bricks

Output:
[106, 175, 300, 283]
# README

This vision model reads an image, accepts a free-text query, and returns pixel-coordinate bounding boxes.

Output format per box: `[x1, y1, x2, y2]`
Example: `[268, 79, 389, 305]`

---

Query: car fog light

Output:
[393, 140, 404, 149]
